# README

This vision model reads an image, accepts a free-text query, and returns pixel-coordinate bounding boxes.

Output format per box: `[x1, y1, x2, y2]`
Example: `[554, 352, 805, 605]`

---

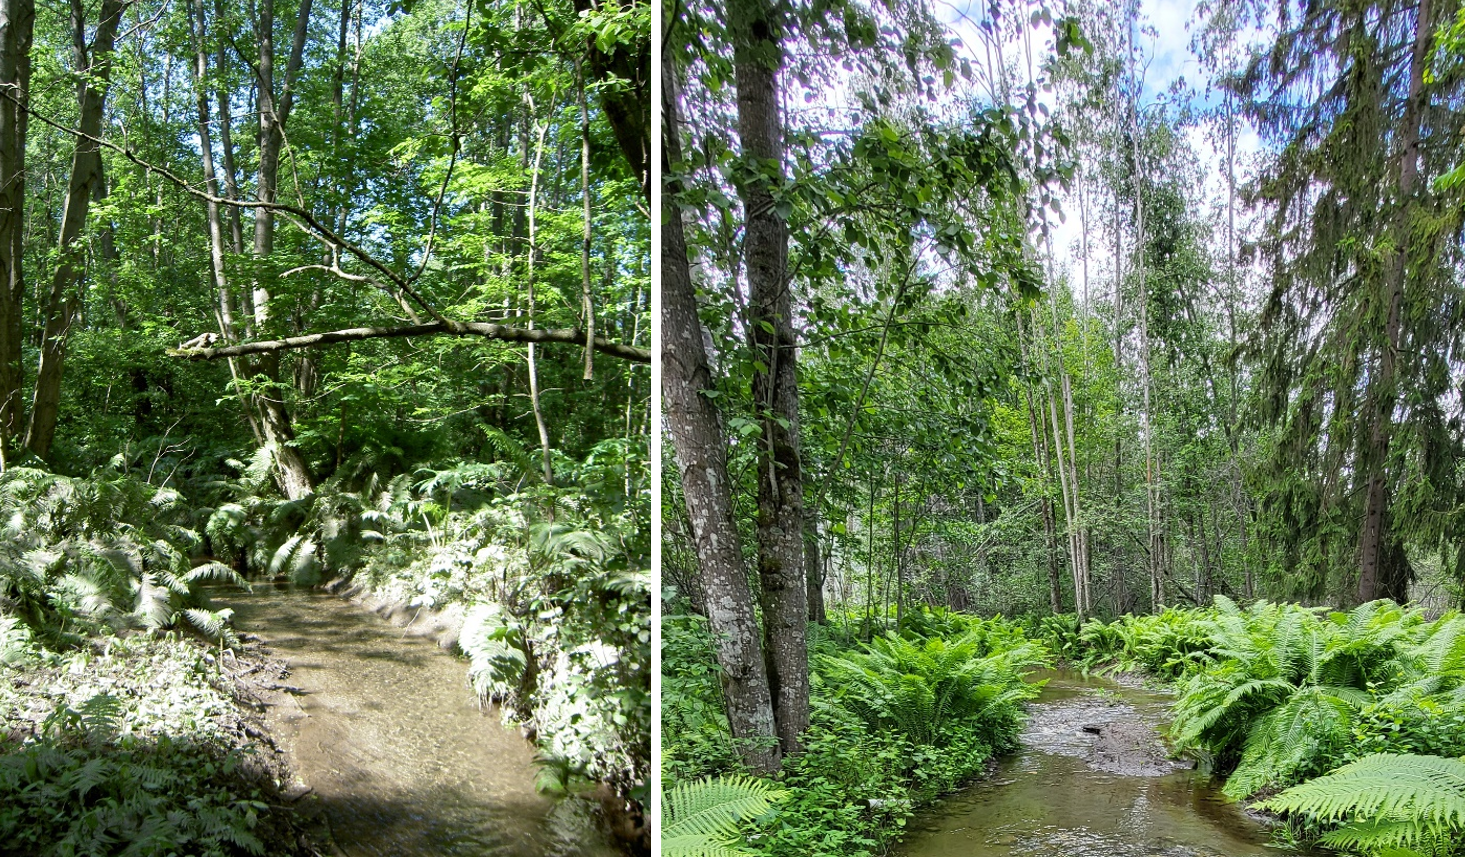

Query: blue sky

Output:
[931, 0, 1267, 280]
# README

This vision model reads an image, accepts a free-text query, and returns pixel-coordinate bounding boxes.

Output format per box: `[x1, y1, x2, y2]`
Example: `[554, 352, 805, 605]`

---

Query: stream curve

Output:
[897, 669, 1306, 857]
[224, 586, 618, 857]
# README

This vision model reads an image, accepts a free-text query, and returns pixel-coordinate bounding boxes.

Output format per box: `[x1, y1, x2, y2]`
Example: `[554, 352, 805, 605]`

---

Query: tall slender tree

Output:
[1240, 0, 1465, 603]
[25, 0, 126, 459]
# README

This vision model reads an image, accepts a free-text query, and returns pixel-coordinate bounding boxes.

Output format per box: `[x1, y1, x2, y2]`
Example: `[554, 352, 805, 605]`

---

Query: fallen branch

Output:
[170, 321, 651, 364]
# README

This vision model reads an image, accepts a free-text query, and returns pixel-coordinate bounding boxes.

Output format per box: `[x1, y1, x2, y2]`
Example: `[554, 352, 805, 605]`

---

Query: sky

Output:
[929, 0, 1269, 285]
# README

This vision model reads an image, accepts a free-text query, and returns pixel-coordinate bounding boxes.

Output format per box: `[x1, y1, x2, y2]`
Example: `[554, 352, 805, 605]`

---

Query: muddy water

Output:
[898, 670, 1299, 857]
[224, 586, 618, 857]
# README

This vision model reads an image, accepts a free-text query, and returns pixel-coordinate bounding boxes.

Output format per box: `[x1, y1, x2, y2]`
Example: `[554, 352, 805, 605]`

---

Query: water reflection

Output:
[899, 671, 1299, 857]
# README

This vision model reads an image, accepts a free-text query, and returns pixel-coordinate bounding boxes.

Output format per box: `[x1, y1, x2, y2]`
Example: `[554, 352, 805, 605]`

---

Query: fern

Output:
[183, 561, 250, 590]
[818, 631, 1044, 745]
[1262, 754, 1465, 854]
[78, 692, 124, 740]
[461, 602, 528, 703]
[663, 775, 786, 857]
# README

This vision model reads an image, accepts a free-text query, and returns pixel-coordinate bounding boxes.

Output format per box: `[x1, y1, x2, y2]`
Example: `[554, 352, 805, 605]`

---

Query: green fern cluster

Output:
[1077, 606, 1217, 678]
[0, 467, 248, 645]
[1261, 753, 1465, 856]
[662, 775, 786, 857]
[1166, 598, 1465, 800]
[817, 627, 1045, 747]
[0, 725, 271, 856]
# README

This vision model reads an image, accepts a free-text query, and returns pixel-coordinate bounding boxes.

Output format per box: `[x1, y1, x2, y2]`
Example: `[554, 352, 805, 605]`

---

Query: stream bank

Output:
[0, 631, 321, 856]
[897, 669, 1302, 857]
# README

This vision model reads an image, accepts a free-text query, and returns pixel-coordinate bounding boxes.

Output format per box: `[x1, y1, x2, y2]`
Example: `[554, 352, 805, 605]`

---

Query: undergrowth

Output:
[0, 635, 307, 856]
[661, 608, 1046, 856]
[1067, 596, 1465, 855]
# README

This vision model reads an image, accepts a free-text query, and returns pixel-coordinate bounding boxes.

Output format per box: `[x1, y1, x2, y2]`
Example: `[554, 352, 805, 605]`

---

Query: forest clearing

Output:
[0, 0, 650, 854]
[661, 0, 1465, 854]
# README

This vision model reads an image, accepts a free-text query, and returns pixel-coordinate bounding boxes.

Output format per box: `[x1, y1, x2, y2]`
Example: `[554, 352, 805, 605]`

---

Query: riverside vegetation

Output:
[0, 0, 650, 852]
[662, 0, 1465, 852]
[664, 600, 1465, 857]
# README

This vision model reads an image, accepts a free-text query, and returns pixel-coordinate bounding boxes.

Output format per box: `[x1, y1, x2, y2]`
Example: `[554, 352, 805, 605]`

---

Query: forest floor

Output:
[0, 632, 326, 855]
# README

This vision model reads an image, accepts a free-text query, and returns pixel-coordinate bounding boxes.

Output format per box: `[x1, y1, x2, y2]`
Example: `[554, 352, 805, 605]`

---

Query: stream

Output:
[897, 669, 1306, 857]
[223, 586, 619, 857]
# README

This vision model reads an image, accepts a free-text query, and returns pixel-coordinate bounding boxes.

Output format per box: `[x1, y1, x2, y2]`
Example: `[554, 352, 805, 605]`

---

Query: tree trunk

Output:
[0, 0, 34, 450]
[1127, 11, 1160, 611]
[893, 472, 903, 628]
[188, 0, 263, 447]
[1357, 0, 1432, 605]
[577, 59, 594, 380]
[523, 104, 553, 485]
[730, 0, 807, 758]
[24, 0, 123, 459]
[250, 0, 316, 499]
[570, 0, 647, 202]
[1018, 320, 1063, 614]
[661, 46, 779, 774]
[805, 522, 826, 624]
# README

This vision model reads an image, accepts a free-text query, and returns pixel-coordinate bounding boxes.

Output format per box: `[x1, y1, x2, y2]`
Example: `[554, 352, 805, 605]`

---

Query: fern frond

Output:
[663, 775, 785, 857]
[1262, 754, 1465, 840]
[183, 607, 235, 642]
[183, 562, 250, 591]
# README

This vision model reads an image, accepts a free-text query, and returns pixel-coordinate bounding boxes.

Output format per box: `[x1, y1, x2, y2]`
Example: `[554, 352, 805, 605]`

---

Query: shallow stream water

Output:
[897, 669, 1303, 857]
[224, 586, 618, 857]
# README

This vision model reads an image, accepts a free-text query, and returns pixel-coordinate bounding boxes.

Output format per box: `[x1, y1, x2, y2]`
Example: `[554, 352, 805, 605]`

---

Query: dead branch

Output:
[171, 321, 651, 363]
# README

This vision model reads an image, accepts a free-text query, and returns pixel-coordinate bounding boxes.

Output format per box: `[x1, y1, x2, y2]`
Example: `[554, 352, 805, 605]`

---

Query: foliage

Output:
[817, 630, 1045, 745]
[0, 636, 307, 856]
[0, 719, 271, 856]
[1054, 594, 1465, 824]
[1076, 607, 1217, 679]
[660, 613, 1045, 856]
[660, 616, 741, 784]
[662, 776, 786, 857]
[1261, 753, 1465, 857]
[1165, 598, 1418, 797]
[0, 467, 248, 645]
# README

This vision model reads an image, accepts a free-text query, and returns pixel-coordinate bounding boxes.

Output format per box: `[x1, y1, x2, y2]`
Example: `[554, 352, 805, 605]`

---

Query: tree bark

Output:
[1357, 0, 1432, 605]
[570, 0, 647, 202]
[0, 0, 33, 449]
[523, 104, 553, 485]
[23, 0, 123, 459]
[188, 0, 263, 446]
[730, 0, 807, 758]
[661, 46, 779, 773]
[249, 0, 316, 500]
[805, 522, 826, 624]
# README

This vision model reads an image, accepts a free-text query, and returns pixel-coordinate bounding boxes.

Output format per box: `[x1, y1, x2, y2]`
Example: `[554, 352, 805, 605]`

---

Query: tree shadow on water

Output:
[303, 783, 617, 857]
